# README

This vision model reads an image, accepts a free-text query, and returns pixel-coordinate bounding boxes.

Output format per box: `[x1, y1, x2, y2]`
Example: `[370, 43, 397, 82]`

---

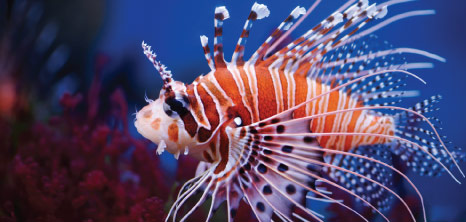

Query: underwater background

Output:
[1, 0, 466, 221]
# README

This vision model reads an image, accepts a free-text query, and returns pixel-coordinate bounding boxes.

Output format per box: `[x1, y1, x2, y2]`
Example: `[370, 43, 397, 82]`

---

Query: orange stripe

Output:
[293, 74, 309, 118]
[319, 90, 340, 148]
[214, 126, 230, 174]
[213, 69, 252, 125]
[255, 66, 278, 119]
[186, 83, 208, 127]
[203, 79, 230, 108]
[279, 66, 289, 110]
[238, 66, 258, 122]
[196, 83, 220, 143]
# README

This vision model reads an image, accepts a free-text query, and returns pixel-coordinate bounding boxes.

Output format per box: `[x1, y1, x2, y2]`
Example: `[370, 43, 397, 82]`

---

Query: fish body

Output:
[134, 1, 465, 221]
[188, 66, 393, 156]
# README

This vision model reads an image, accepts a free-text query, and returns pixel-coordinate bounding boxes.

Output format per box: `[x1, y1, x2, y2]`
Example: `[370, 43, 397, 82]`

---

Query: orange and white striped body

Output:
[135, 1, 464, 221]
[183, 65, 394, 161]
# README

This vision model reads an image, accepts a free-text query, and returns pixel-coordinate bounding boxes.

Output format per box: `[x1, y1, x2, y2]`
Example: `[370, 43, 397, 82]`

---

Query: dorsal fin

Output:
[231, 3, 270, 66]
[213, 6, 230, 68]
[200, 35, 215, 71]
[249, 6, 307, 64]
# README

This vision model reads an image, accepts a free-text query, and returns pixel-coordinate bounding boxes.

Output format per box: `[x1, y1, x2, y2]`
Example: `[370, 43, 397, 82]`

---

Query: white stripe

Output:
[268, 58, 285, 113]
[200, 82, 227, 123]
[284, 59, 295, 109]
[316, 84, 330, 138]
[243, 62, 260, 121]
[305, 77, 313, 116]
[338, 93, 357, 148]
[207, 73, 235, 109]
[226, 63, 255, 123]
[351, 110, 367, 147]
[327, 89, 346, 148]
[310, 79, 318, 116]
[192, 79, 212, 130]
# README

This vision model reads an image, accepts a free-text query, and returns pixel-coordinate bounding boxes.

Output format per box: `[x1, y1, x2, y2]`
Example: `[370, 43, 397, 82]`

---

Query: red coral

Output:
[81, 170, 108, 191]
[129, 196, 166, 222]
[0, 62, 173, 221]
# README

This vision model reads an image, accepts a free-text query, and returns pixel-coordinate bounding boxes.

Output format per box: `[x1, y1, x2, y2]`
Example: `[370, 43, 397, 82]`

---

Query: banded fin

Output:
[231, 3, 269, 65]
[250, 5, 307, 64]
[200, 35, 215, 71]
[255, 0, 442, 86]
[262, 0, 380, 68]
[214, 6, 230, 67]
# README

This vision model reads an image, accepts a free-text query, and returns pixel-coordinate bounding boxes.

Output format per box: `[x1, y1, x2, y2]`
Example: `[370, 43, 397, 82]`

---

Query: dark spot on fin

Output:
[263, 185, 272, 195]
[258, 164, 267, 174]
[256, 202, 265, 212]
[277, 163, 288, 172]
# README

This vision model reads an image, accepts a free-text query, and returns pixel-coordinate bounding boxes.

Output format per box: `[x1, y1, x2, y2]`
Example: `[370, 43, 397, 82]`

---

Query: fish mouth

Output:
[134, 118, 159, 144]
[134, 119, 186, 159]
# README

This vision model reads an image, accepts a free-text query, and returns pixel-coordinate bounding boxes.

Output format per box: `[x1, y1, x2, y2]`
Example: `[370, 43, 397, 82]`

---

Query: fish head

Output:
[134, 81, 194, 158]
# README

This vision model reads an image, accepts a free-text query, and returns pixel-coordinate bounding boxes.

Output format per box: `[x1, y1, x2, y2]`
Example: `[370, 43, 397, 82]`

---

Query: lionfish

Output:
[134, 0, 465, 221]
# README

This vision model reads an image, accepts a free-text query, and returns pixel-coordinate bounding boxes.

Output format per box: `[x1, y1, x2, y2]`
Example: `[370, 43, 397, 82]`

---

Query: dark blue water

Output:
[96, 0, 466, 220]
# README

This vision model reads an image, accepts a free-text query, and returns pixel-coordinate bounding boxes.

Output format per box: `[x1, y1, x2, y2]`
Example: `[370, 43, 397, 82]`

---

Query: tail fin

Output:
[393, 95, 465, 177]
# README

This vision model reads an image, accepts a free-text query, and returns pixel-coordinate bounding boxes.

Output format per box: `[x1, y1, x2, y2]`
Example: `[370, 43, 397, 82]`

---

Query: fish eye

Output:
[234, 117, 243, 127]
[163, 95, 189, 117]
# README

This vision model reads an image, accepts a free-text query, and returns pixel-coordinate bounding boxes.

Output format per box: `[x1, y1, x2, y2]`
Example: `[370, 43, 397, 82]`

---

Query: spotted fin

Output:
[242, 80, 464, 221]
[226, 118, 399, 221]
[324, 144, 395, 212]
[393, 96, 466, 177]
[233, 131, 326, 222]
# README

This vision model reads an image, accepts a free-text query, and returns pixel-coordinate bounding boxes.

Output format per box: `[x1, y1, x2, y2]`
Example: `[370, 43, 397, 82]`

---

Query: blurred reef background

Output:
[1, 0, 466, 221]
